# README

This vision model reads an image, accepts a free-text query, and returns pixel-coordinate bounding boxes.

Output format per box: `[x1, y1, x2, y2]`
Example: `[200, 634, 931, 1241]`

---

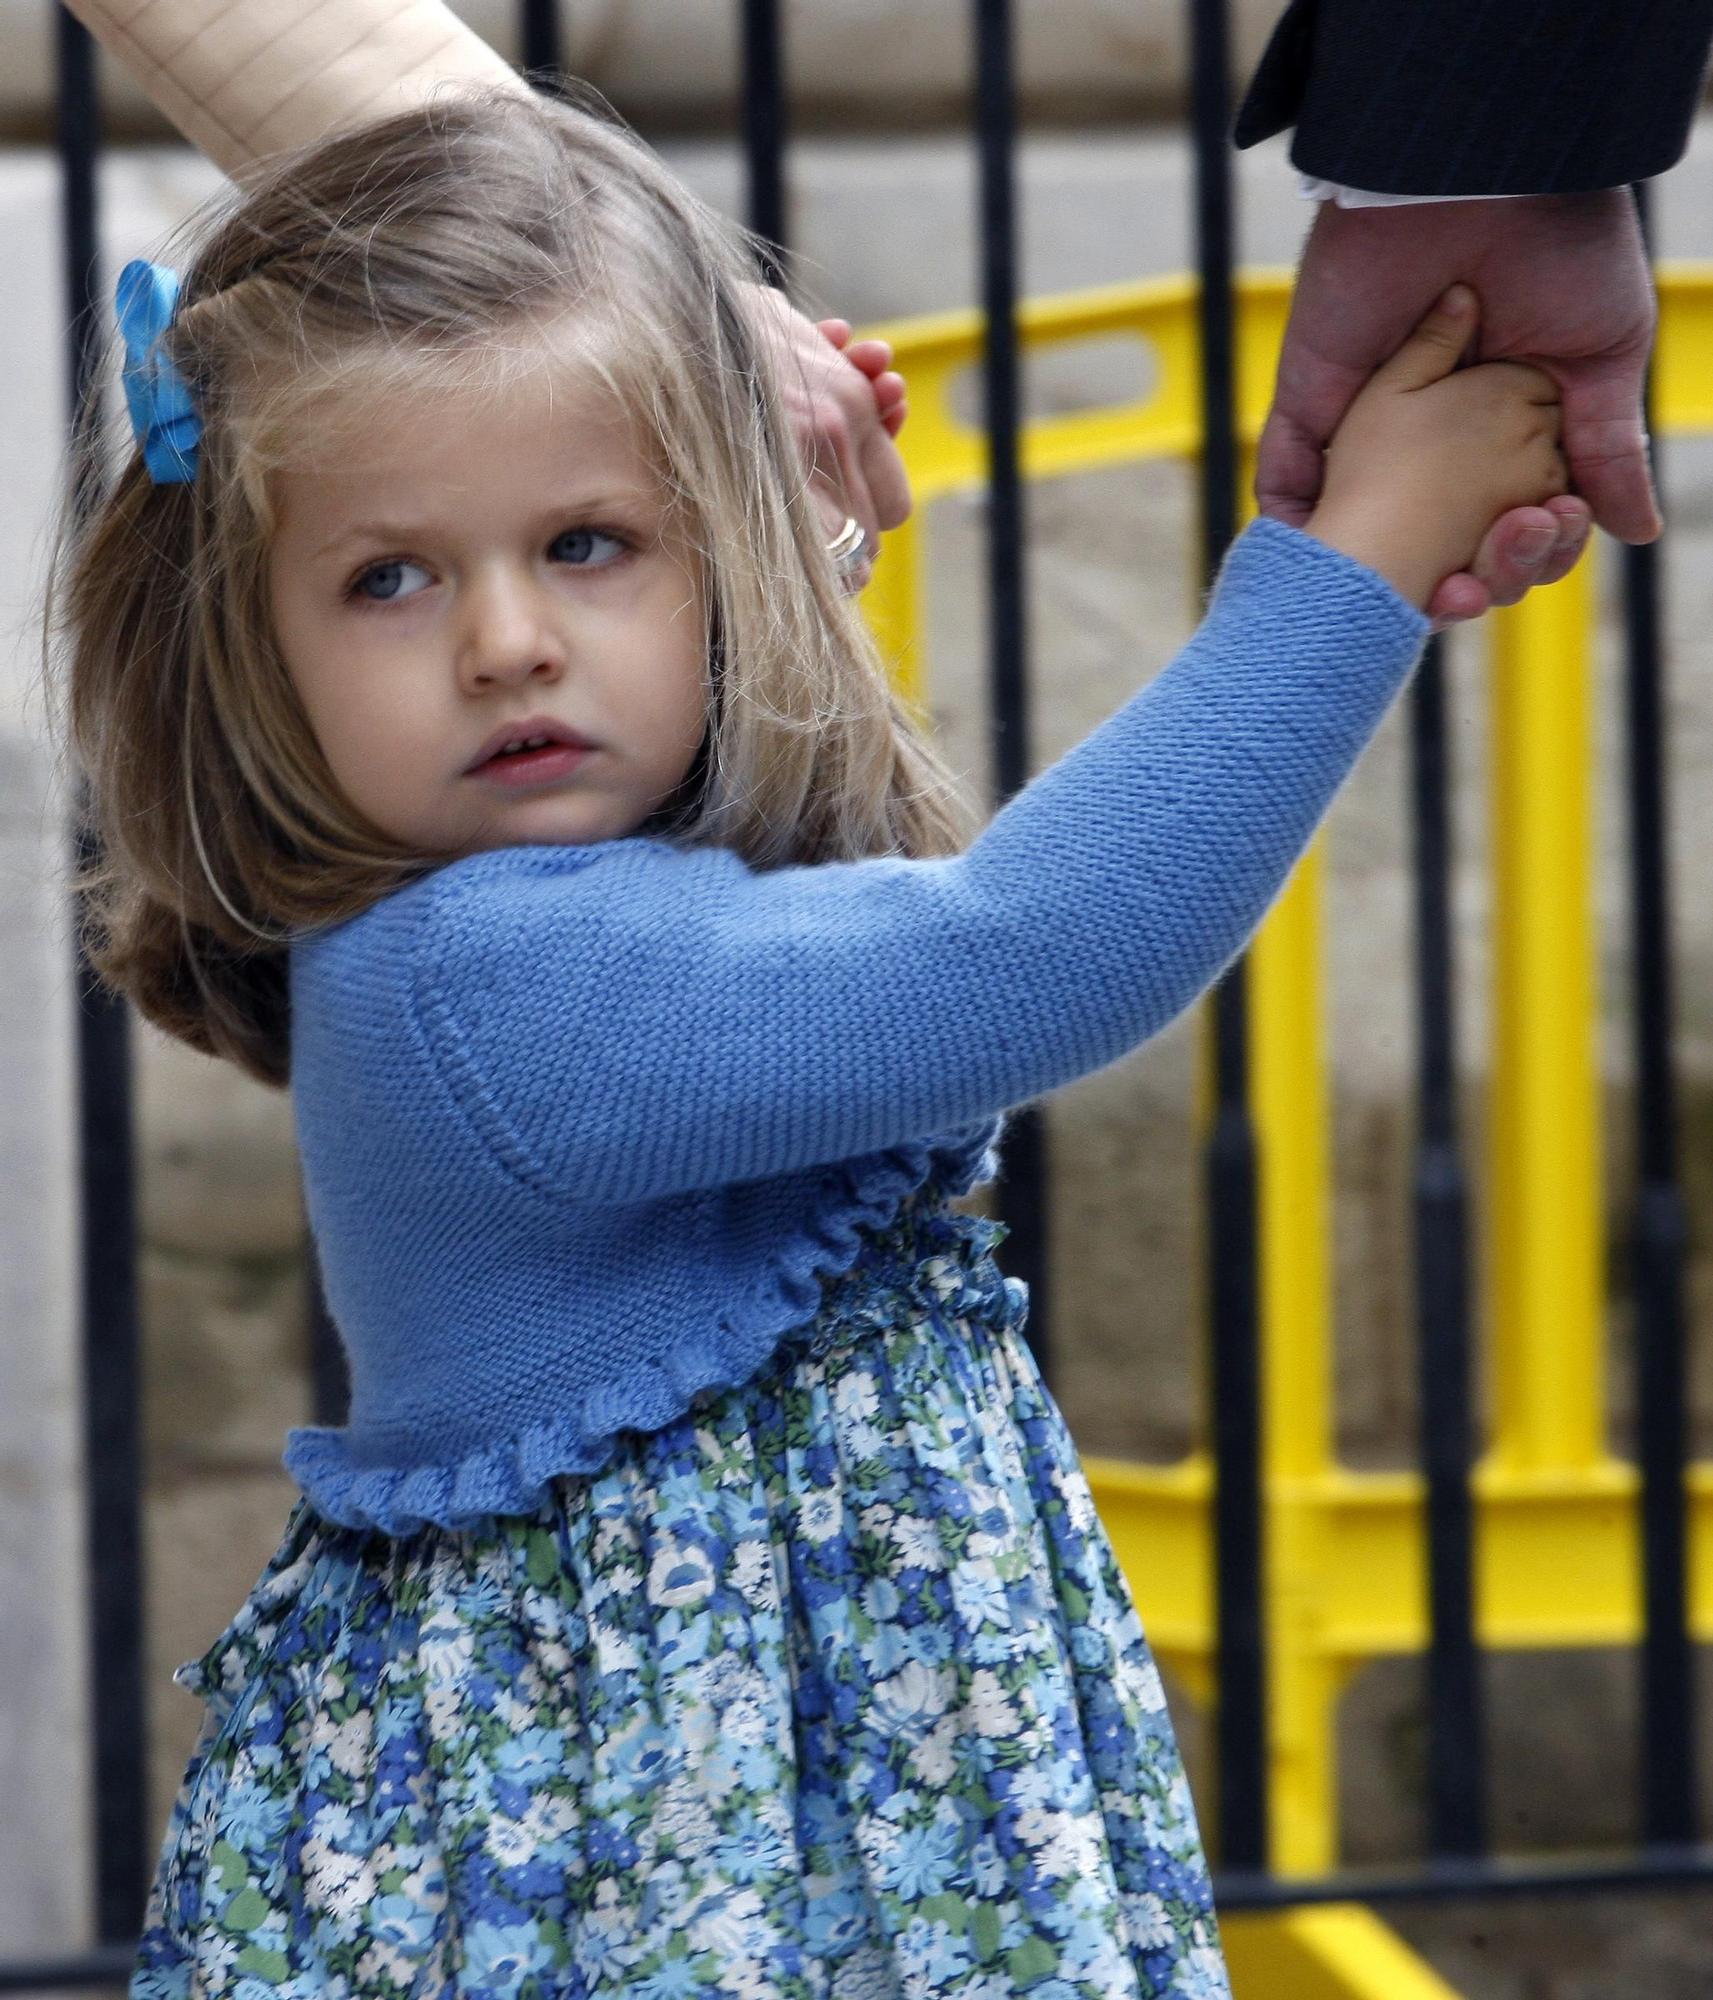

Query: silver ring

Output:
[826, 514, 871, 580]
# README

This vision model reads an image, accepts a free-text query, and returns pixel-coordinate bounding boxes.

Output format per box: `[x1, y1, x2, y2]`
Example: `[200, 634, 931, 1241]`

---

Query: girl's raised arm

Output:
[315, 523, 1429, 1208]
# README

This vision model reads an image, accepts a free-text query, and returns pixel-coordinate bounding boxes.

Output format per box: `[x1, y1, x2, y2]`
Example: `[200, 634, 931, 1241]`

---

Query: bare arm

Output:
[59, 0, 523, 175]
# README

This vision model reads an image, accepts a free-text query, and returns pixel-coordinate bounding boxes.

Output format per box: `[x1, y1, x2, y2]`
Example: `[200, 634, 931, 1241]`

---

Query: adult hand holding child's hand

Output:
[1304, 285, 1568, 614]
[1261, 191, 1660, 627]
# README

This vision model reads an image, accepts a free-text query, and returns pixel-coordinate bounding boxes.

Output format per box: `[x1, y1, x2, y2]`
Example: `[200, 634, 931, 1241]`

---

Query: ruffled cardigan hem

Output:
[282, 1120, 1001, 1534]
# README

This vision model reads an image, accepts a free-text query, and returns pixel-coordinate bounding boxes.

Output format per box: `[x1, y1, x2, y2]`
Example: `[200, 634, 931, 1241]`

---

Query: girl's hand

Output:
[1305, 285, 1569, 612]
[741, 284, 912, 594]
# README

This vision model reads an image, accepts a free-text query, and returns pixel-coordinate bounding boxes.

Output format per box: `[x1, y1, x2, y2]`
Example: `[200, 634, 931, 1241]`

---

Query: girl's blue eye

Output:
[551, 528, 626, 566]
[353, 559, 431, 603]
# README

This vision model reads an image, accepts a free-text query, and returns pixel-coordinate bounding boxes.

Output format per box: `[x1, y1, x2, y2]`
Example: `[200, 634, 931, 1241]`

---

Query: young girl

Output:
[51, 84, 1564, 2000]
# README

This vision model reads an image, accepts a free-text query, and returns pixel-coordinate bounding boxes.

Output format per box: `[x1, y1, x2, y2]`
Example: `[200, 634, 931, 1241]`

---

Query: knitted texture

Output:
[283, 517, 1428, 1531]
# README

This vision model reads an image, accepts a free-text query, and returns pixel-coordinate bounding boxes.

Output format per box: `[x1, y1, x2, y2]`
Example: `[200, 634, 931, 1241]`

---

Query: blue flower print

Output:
[130, 1187, 1229, 1998]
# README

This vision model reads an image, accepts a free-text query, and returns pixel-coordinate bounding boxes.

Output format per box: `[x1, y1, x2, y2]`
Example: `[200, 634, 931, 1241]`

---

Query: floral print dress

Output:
[131, 1182, 1231, 2000]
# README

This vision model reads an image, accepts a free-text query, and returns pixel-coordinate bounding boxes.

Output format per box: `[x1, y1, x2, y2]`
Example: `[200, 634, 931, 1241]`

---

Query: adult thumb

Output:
[1375, 284, 1480, 392]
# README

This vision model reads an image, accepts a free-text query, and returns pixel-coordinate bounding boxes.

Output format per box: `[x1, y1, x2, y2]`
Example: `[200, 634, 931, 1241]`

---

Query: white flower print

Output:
[536, 1637, 573, 1676]
[844, 1418, 892, 1458]
[323, 1710, 372, 1778]
[399, 1853, 449, 1910]
[726, 1953, 785, 1998]
[908, 1715, 958, 1786]
[1053, 1462, 1098, 1535]
[598, 1560, 643, 1602]
[921, 1255, 960, 1301]
[300, 1838, 365, 1913]
[1037, 1814, 1106, 1884]
[1176, 1942, 1234, 1998]
[593, 1620, 643, 1673]
[963, 1667, 1019, 1738]
[193, 1932, 240, 1982]
[678, 1695, 719, 1756]
[695, 1651, 763, 1707]
[1007, 1760, 1059, 1810]
[1124, 1890, 1177, 1950]
[730, 1538, 776, 1605]
[1122, 1651, 1171, 1714]
[418, 1622, 474, 1688]
[308, 1801, 358, 1848]
[686, 1884, 769, 1958]
[485, 1814, 537, 1864]
[652, 1780, 719, 1857]
[423, 1681, 463, 1734]
[871, 1660, 955, 1731]
[1014, 1804, 1069, 1855]
[833, 1373, 879, 1424]
[497, 1689, 536, 1734]
[355, 1942, 400, 1988]
[321, 1851, 379, 1923]
[648, 1540, 716, 1609]
[831, 1947, 907, 1999]
[890, 1515, 946, 1571]
[800, 1489, 844, 1544]
[949, 1558, 1009, 1630]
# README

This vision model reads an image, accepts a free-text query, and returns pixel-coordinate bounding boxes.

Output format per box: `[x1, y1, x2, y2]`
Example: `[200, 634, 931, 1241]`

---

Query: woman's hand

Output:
[741, 284, 911, 594]
[1305, 285, 1569, 612]
[816, 319, 909, 440]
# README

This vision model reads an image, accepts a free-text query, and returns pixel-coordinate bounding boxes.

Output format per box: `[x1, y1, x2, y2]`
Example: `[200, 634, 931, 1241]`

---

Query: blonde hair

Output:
[42, 83, 983, 1089]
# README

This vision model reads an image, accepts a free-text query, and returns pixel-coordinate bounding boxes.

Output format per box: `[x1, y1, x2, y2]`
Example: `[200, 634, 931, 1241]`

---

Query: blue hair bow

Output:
[116, 258, 200, 484]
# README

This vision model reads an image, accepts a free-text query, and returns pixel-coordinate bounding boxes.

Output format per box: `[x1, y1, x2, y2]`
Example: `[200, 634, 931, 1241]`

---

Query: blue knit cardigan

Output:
[283, 517, 1428, 1531]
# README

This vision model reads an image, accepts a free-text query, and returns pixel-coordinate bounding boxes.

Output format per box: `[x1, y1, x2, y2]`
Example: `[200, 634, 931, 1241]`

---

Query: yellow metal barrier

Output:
[857, 267, 1713, 1997]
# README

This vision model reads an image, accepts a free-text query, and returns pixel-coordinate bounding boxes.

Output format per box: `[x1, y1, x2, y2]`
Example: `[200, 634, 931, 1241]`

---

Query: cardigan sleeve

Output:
[58, 0, 523, 175]
[408, 518, 1428, 1207]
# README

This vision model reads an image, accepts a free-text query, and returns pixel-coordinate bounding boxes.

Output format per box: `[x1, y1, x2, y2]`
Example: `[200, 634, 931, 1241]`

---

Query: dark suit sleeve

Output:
[1235, 0, 1713, 196]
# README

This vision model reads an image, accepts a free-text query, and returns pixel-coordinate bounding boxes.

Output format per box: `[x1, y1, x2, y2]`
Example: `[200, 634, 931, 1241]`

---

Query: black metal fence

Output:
[6, 0, 1709, 1989]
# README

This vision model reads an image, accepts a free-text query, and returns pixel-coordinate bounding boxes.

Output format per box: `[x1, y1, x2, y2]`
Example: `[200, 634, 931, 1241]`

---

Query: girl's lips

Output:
[470, 743, 595, 788]
[465, 717, 599, 771]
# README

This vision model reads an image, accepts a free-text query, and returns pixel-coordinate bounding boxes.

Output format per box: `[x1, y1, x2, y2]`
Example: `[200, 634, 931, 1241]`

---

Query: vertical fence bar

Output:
[519, 0, 566, 86]
[1186, 0, 1266, 1870]
[1623, 184, 1697, 1849]
[1408, 633, 1486, 1859]
[57, 3, 151, 1939]
[741, 0, 787, 283]
[971, 0, 1050, 1383]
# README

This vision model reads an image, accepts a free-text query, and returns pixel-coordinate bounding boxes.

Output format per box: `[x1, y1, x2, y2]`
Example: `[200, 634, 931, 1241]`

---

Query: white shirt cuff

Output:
[1298, 175, 1527, 207]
